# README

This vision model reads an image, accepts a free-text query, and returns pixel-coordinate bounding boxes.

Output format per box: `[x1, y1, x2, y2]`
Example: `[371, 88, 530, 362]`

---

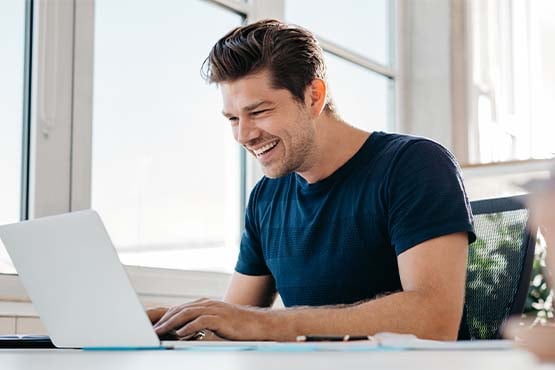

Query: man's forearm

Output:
[263, 290, 462, 342]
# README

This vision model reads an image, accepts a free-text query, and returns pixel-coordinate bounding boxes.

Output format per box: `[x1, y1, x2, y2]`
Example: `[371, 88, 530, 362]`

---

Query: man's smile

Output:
[251, 139, 279, 158]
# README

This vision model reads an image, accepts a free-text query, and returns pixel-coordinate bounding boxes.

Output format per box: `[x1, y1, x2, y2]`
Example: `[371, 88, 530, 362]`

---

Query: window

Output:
[92, 0, 244, 271]
[285, 0, 391, 65]
[0, 0, 397, 279]
[92, 0, 396, 272]
[0, 0, 27, 274]
[325, 52, 391, 131]
[285, 0, 395, 131]
[468, 0, 555, 163]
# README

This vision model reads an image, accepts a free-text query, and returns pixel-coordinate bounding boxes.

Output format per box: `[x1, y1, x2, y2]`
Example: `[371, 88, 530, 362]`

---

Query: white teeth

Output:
[254, 140, 278, 156]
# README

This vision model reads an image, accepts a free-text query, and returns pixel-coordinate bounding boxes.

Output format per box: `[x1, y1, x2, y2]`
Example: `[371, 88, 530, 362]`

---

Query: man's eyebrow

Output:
[222, 100, 272, 117]
[243, 100, 271, 112]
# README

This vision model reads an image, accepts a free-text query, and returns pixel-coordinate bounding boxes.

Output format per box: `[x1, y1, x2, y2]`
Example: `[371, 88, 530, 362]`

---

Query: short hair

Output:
[201, 19, 336, 114]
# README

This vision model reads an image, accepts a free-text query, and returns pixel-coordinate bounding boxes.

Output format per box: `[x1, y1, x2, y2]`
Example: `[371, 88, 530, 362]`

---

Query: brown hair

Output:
[201, 19, 336, 113]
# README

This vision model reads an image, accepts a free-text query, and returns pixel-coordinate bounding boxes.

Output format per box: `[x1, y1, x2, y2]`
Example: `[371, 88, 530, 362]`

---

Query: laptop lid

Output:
[0, 210, 160, 348]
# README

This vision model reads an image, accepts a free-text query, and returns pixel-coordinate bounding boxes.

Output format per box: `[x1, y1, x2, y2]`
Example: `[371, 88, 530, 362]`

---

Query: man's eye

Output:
[228, 117, 238, 123]
[252, 109, 269, 116]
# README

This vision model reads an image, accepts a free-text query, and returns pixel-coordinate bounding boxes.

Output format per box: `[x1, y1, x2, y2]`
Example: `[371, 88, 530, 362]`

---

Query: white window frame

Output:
[1, 0, 397, 306]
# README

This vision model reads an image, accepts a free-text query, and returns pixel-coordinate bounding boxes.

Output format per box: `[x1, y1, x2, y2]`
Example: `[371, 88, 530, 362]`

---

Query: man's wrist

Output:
[258, 307, 308, 342]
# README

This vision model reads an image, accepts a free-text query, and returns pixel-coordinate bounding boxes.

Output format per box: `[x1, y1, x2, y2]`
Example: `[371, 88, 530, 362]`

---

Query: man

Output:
[150, 19, 475, 342]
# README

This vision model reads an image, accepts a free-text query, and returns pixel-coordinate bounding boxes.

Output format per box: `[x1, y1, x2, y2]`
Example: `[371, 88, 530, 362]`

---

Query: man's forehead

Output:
[221, 74, 274, 98]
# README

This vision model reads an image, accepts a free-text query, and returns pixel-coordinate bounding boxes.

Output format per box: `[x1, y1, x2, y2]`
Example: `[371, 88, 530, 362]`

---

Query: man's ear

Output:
[304, 79, 327, 117]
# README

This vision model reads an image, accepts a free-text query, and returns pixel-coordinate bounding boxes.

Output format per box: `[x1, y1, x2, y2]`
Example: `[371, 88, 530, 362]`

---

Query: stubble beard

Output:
[262, 113, 317, 179]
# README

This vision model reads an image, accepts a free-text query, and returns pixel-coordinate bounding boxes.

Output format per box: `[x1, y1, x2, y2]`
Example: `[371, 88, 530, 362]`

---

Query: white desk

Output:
[1, 348, 554, 370]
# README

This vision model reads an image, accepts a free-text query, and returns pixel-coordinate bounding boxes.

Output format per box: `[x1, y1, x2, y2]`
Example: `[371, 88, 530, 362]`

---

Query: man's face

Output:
[221, 70, 317, 178]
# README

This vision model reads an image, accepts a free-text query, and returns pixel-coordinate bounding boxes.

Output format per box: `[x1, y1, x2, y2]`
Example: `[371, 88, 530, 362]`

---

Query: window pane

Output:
[469, 0, 555, 163]
[529, 0, 555, 158]
[325, 53, 390, 131]
[0, 0, 25, 274]
[92, 0, 243, 272]
[285, 0, 390, 65]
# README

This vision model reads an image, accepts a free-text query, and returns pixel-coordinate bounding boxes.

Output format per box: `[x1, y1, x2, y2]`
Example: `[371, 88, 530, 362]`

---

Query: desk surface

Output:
[1, 348, 554, 370]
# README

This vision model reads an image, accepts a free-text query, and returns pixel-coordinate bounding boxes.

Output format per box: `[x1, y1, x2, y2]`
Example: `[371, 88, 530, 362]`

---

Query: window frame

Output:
[20, 0, 34, 221]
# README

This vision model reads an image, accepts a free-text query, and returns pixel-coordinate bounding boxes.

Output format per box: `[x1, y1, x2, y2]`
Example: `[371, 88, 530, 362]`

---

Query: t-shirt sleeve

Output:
[235, 184, 271, 276]
[387, 140, 476, 255]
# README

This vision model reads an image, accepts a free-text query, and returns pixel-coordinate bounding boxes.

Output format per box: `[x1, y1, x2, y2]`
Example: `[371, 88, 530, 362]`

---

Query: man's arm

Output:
[267, 232, 469, 341]
[224, 272, 277, 307]
[153, 232, 468, 341]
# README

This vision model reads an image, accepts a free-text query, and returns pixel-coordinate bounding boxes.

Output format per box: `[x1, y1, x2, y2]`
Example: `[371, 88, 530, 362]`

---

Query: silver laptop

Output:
[0, 210, 213, 349]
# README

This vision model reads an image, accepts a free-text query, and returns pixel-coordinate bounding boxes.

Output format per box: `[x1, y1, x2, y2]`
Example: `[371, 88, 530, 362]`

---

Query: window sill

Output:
[0, 266, 232, 316]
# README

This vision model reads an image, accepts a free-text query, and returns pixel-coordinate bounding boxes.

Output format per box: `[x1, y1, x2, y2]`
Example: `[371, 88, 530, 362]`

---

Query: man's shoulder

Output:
[374, 131, 447, 151]
[366, 132, 462, 190]
[373, 131, 455, 163]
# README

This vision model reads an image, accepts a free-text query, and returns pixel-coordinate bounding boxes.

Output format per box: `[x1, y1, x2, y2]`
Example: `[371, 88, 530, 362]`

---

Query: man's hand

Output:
[152, 298, 271, 341]
[146, 307, 168, 324]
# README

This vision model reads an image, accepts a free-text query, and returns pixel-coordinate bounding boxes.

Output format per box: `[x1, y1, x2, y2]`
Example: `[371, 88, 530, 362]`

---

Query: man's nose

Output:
[235, 118, 260, 145]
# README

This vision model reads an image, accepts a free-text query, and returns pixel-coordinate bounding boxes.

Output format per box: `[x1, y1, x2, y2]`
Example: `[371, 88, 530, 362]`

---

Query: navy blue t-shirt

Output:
[236, 131, 475, 307]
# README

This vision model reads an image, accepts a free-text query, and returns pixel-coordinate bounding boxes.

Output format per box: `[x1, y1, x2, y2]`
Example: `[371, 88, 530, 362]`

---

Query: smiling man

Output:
[150, 19, 476, 342]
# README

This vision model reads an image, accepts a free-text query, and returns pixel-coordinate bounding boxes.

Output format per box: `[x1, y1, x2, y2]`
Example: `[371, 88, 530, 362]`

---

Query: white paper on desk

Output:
[373, 332, 515, 350]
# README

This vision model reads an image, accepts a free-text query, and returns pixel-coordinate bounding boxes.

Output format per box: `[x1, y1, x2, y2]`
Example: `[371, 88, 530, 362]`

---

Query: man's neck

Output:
[296, 116, 371, 184]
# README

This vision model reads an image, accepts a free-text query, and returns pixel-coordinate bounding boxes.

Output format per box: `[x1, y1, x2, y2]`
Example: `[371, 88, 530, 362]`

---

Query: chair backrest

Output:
[460, 195, 535, 340]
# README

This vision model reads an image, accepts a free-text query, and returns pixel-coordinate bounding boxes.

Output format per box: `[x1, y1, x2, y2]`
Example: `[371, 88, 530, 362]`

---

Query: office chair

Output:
[459, 195, 536, 340]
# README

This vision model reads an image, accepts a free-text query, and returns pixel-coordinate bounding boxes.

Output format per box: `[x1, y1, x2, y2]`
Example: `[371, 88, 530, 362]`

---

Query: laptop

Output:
[0, 210, 233, 349]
